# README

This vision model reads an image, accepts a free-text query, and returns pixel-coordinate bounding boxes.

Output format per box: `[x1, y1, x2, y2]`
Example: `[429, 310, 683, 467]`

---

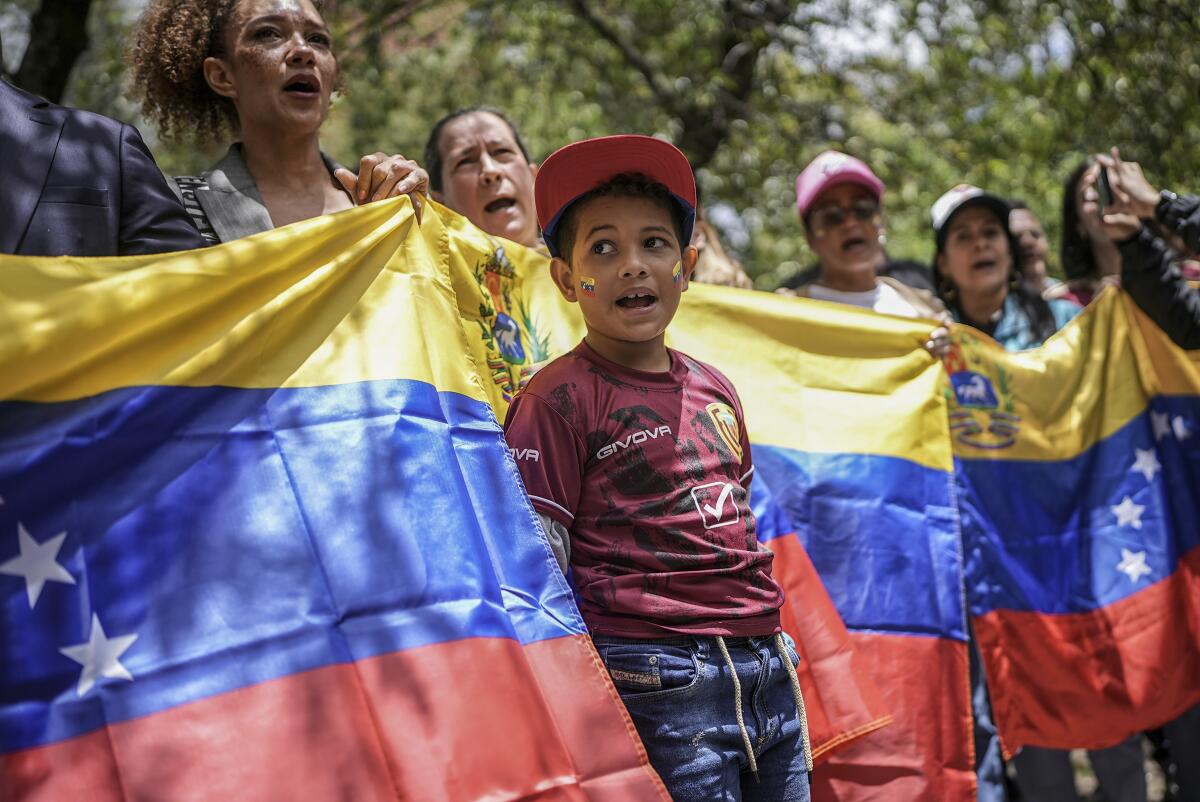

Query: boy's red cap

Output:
[535, 135, 697, 258]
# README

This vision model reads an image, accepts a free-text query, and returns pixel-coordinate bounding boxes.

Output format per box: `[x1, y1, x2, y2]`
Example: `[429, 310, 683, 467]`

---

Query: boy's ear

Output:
[550, 256, 578, 303]
[679, 245, 699, 292]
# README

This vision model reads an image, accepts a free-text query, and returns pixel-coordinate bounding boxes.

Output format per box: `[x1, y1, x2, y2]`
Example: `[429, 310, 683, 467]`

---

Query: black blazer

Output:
[0, 79, 204, 256]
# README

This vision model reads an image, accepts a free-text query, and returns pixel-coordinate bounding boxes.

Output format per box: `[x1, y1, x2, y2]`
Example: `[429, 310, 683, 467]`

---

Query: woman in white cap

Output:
[931, 185, 1080, 351]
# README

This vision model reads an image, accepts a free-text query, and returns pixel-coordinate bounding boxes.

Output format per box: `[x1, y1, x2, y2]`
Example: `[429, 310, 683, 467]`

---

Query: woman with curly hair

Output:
[129, 0, 426, 244]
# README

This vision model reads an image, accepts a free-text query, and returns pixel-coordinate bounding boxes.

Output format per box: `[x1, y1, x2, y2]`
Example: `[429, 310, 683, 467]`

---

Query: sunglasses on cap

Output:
[808, 199, 881, 236]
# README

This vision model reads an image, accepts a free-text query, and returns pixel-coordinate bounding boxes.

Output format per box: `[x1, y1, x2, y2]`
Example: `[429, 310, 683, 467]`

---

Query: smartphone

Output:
[1096, 166, 1113, 209]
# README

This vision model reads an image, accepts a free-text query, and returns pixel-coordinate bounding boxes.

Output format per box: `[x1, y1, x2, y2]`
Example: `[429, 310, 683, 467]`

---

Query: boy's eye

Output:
[453, 155, 476, 171]
[591, 241, 615, 255]
[644, 236, 668, 249]
[308, 33, 331, 46]
[253, 26, 280, 40]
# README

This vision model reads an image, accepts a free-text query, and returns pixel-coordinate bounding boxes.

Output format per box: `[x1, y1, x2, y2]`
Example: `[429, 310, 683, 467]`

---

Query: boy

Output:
[503, 135, 812, 801]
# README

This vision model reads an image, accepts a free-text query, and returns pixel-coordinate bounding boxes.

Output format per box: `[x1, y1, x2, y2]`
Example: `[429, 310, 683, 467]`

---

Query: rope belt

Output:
[714, 634, 814, 782]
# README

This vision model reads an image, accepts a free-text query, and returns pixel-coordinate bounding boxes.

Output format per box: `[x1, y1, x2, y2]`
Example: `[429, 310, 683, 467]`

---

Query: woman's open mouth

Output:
[283, 78, 320, 97]
[484, 197, 517, 214]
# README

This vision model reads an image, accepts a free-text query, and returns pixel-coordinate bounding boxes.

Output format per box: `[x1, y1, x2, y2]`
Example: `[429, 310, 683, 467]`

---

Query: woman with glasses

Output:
[779, 151, 944, 317]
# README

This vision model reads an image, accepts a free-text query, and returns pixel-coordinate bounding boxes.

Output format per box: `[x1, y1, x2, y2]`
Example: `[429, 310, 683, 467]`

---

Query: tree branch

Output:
[340, 0, 439, 53]
[564, 0, 679, 110]
[15, 0, 94, 103]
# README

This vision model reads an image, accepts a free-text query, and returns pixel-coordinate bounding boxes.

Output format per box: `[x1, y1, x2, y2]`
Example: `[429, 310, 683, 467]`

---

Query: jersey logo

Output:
[691, 481, 740, 529]
[705, 402, 743, 462]
[595, 425, 673, 460]
[509, 447, 540, 462]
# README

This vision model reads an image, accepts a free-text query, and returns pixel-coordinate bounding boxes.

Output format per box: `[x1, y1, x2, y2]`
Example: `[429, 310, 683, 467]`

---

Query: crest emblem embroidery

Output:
[944, 337, 1020, 450]
[706, 402, 743, 462]
[470, 241, 553, 401]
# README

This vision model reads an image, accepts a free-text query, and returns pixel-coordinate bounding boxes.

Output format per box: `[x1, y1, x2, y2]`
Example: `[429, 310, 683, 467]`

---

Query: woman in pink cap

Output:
[779, 150, 948, 351]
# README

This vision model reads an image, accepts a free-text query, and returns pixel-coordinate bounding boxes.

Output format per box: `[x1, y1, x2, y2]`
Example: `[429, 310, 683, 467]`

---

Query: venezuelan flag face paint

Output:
[672, 261, 682, 286]
[579, 277, 596, 297]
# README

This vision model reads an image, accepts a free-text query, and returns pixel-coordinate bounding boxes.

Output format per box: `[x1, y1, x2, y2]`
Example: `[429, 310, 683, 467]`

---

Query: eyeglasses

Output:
[808, 200, 881, 235]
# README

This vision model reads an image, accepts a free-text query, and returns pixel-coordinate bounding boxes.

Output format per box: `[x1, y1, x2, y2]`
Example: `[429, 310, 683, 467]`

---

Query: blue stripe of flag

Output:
[752, 445, 966, 642]
[958, 396, 1200, 616]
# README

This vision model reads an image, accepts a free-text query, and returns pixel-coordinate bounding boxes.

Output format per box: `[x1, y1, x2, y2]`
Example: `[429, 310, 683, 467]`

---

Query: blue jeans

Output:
[593, 634, 811, 802]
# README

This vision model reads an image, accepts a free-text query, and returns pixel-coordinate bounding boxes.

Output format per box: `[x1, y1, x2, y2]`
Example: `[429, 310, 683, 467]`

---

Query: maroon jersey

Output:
[503, 340, 783, 637]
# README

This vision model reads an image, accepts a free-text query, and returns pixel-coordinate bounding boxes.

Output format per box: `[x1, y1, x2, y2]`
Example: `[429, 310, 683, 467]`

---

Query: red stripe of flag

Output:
[2, 635, 668, 802]
[767, 535, 893, 763]
[977, 545, 1200, 755]
[809, 633, 975, 800]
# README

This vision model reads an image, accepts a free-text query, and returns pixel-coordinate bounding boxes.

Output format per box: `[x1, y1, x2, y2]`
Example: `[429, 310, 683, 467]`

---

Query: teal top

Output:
[957, 294, 1082, 352]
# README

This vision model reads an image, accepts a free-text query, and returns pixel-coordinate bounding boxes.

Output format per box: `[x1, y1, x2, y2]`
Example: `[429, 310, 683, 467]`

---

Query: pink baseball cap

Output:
[795, 151, 885, 217]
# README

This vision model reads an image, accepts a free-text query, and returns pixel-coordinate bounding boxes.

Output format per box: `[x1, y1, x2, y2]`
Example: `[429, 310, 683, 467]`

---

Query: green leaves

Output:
[30, 0, 1200, 286]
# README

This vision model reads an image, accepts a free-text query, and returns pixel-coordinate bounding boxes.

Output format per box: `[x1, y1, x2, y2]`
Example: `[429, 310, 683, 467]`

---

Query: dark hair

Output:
[933, 201, 1058, 344]
[424, 107, 532, 193]
[1009, 198, 1030, 212]
[554, 174, 687, 263]
[1060, 159, 1097, 282]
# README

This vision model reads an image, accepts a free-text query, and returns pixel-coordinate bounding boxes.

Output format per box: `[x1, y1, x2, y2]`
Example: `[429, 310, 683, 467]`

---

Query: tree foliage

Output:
[7, 0, 1200, 288]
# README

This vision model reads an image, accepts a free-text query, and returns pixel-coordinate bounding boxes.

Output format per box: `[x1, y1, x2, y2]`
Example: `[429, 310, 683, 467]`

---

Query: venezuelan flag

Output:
[951, 289, 1200, 754]
[670, 286, 974, 800]
[0, 198, 668, 800]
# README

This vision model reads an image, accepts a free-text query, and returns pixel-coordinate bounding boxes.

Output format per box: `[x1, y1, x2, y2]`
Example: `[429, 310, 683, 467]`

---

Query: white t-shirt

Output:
[807, 281, 923, 318]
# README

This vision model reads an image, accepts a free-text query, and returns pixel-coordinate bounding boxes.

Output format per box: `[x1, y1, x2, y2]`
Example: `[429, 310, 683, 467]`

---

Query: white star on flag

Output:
[59, 614, 139, 697]
[1173, 416, 1191, 441]
[1116, 548, 1153, 584]
[1151, 411, 1172, 441]
[0, 523, 75, 608]
[1111, 496, 1146, 529]
[1131, 449, 1162, 483]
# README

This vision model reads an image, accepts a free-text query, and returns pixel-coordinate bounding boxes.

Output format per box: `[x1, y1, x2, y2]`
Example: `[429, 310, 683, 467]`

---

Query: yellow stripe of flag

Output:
[0, 197, 487, 404]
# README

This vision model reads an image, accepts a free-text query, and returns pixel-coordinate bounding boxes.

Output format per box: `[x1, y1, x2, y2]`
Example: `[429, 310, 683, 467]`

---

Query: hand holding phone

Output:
[1097, 166, 1114, 210]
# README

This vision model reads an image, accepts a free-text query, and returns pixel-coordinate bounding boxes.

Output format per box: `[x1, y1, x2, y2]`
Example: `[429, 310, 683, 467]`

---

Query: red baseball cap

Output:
[535, 134, 697, 258]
